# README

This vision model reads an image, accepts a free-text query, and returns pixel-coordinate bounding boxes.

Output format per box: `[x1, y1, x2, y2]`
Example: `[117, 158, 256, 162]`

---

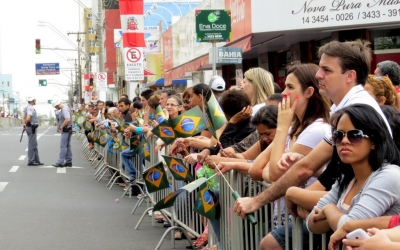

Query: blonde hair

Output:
[244, 68, 274, 106]
[366, 74, 398, 107]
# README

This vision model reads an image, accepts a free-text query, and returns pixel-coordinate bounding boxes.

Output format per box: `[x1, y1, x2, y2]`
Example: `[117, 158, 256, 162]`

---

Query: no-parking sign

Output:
[124, 47, 144, 81]
[97, 72, 107, 91]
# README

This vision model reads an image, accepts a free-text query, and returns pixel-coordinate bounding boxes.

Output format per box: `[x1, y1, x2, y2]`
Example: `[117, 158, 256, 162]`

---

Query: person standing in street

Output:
[52, 99, 73, 167]
[23, 97, 43, 166]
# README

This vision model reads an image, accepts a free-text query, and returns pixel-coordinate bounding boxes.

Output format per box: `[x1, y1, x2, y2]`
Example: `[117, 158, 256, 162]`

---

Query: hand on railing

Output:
[234, 196, 263, 220]
[219, 147, 235, 158]
[204, 155, 222, 167]
[196, 149, 210, 164]
[154, 141, 165, 155]
[216, 162, 234, 175]
[184, 153, 198, 165]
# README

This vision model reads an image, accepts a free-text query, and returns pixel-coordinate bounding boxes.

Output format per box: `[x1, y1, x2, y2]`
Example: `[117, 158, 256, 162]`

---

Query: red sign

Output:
[126, 48, 141, 63]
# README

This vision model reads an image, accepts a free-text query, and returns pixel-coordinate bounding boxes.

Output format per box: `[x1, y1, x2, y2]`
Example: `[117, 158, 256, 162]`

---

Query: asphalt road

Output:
[0, 126, 190, 250]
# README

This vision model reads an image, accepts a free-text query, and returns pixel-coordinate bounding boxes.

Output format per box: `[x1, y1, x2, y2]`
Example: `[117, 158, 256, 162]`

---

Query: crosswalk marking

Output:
[9, 166, 19, 172]
[57, 168, 66, 173]
[18, 155, 26, 160]
[0, 182, 9, 191]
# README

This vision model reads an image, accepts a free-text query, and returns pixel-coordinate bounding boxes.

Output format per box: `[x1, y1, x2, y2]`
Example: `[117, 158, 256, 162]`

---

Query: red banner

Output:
[119, 0, 146, 47]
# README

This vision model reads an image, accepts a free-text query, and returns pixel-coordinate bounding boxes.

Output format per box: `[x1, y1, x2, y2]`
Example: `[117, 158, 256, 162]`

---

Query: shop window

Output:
[311, 37, 332, 64]
[372, 29, 400, 51]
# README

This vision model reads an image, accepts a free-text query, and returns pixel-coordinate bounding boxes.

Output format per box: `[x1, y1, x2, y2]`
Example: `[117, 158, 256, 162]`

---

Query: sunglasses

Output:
[332, 129, 370, 145]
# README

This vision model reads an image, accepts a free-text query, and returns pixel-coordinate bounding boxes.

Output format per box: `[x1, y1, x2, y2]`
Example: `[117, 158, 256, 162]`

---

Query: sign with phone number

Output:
[252, 1, 400, 32]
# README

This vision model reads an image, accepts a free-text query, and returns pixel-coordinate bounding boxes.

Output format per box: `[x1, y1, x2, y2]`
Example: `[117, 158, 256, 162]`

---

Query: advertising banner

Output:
[195, 9, 231, 42]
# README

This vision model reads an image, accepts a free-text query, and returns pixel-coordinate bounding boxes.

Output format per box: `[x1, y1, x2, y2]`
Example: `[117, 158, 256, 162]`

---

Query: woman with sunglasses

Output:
[307, 104, 400, 235]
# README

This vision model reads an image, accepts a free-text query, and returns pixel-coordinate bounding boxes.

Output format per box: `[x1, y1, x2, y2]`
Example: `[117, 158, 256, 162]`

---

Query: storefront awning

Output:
[146, 77, 164, 87]
[172, 79, 187, 85]
[225, 35, 253, 53]
[164, 55, 209, 86]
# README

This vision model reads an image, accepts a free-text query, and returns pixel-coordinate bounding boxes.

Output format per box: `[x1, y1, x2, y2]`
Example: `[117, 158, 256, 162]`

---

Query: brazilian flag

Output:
[92, 130, 100, 144]
[76, 114, 86, 128]
[142, 161, 169, 193]
[206, 93, 227, 131]
[169, 106, 207, 137]
[193, 183, 218, 220]
[143, 141, 151, 162]
[130, 136, 140, 152]
[153, 189, 185, 211]
[98, 132, 109, 147]
[117, 140, 129, 152]
[154, 105, 166, 124]
[162, 156, 194, 182]
[151, 120, 177, 145]
[84, 120, 92, 131]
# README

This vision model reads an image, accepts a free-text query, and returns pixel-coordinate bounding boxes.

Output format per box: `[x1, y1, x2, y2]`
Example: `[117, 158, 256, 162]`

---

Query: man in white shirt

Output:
[233, 40, 392, 250]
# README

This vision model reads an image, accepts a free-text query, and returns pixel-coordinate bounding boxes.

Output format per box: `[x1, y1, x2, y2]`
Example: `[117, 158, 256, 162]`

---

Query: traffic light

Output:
[35, 39, 41, 54]
[39, 79, 47, 86]
[48, 100, 53, 104]
[89, 77, 94, 90]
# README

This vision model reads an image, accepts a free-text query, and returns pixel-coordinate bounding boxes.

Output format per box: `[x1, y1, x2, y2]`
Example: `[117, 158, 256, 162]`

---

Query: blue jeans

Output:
[121, 148, 136, 180]
[209, 190, 220, 250]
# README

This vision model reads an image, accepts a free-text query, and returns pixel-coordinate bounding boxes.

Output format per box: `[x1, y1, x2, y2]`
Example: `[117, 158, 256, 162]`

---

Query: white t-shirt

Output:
[252, 103, 266, 116]
[286, 118, 331, 186]
[324, 85, 392, 144]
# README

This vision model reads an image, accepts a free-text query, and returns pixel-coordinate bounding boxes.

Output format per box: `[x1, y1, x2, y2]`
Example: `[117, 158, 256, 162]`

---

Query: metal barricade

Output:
[219, 170, 327, 250]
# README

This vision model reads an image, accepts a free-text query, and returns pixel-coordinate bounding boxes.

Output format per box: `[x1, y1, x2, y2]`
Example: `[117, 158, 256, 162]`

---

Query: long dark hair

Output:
[328, 104, 400, 198]
[251, 105, 278, 150]
[287, 64, 330, 139]
[192, 83, 212, 102]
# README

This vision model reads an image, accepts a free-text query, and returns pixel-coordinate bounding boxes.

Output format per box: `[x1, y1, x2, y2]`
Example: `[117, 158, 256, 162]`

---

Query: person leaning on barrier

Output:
[52, 99, 73, 168]
[23, 97, 43, 166]
[374, 60, 400, 110]
[233, 40, 393, 221]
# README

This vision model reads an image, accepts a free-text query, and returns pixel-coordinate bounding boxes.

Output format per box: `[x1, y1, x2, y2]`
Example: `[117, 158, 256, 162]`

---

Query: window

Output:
[372, 29, 400, 51]
[88, 28, 96, 34]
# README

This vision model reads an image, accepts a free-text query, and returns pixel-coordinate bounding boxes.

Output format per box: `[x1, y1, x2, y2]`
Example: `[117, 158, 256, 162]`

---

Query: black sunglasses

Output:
[332, 129, 370, 145]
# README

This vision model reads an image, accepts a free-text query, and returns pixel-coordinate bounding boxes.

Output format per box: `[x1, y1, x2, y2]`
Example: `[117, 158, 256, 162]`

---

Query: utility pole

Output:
[67, 32, 86, 104]
[98, 0, 104, 72]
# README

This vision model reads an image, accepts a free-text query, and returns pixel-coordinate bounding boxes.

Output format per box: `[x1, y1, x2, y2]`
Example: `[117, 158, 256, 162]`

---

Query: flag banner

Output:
[206, 93, 227, 131]
[92, 130, 100, 144]
[84, 120, 93, 131]
[170, 106, 207, 137]
[130, 136, 140, 152]
[76, 114, 86, 127]
[193, 183, 218, 220]
[154, 105, 166, 124]
[151, 120, 177, 145]
[119, 0, 146, 48]
[162, 156, 194, 182]
[153, 189, 185, 211]
[117, 140, 129, 152]
[98, 132, 110, 147]
[153, 177, 208, 211]
[143, 161, 169, 193]
[143, 141, 151, 162]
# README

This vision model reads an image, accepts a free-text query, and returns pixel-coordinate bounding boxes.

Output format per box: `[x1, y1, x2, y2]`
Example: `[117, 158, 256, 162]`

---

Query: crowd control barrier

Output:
[76, 127, 328, 250]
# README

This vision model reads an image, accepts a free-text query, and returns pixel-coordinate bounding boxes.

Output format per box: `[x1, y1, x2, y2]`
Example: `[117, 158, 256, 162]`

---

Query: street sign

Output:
[124, 47, 144, 81]
[195, 9, 231, 42]
[35, 63, 60, 75]
[97, 72, 108, 91]
[210, 47, 242, 64]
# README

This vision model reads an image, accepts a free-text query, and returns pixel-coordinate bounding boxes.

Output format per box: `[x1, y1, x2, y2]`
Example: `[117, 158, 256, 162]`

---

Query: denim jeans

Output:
[121, 148, 136, 180]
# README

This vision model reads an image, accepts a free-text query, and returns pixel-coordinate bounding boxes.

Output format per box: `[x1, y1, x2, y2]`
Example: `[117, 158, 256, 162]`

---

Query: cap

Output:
[26, 97, 35, 102]
[209, 76, 225, 92]
[53, 99, 62, 107]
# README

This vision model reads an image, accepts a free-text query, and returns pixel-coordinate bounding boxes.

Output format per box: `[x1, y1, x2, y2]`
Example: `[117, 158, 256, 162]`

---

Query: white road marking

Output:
[0, 182, 9, 191]
[54, 134, 61, 136]
[57, 168, 66, 173]
[25, 148, 28, 151]
[18, 155, 26, 160]
[9, 166, 19, 172]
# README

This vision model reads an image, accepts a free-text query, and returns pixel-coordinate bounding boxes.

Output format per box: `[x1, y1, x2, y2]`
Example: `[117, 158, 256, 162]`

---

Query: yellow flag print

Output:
[145, 168, 164, 188]
[159, 126, 176, 138]
[200, 185, 214, 213]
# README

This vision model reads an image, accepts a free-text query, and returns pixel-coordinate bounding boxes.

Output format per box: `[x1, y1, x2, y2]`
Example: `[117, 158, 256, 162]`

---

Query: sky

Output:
[0, 0, 92, 115]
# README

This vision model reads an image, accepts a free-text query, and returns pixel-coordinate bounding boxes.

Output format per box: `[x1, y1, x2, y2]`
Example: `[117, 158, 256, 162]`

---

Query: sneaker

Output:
[64, 163, 72, 167]
[136, 194, 146, 199]
[148, 210, 161, 216]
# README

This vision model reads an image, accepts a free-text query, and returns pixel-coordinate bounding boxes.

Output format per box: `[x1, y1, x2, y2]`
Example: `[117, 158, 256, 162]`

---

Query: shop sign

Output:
[196, 10, 231, 42]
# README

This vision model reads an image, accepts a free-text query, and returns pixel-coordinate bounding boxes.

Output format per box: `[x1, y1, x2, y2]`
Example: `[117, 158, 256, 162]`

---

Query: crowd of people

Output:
[74, 39, 400, 250]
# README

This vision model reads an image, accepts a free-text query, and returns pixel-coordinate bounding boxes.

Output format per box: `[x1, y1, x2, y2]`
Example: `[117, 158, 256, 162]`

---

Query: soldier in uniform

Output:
[23, 97, 43, 166]
[52, 99, 73, 167]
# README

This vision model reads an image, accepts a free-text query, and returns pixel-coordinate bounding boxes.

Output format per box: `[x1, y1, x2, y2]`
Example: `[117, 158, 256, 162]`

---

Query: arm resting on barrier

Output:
[285, 182, 327, 211]
[248, 143, 273, 181]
